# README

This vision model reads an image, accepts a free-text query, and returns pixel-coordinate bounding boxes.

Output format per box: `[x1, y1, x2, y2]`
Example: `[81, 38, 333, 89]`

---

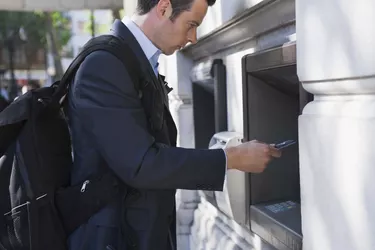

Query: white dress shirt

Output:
[122, 16, 161, 76]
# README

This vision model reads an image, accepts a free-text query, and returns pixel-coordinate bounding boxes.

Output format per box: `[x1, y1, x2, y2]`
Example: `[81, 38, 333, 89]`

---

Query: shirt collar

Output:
[121, 16, 161, 65]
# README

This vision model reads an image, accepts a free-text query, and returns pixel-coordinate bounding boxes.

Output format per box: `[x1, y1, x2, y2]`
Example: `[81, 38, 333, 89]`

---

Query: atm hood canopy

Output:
[245, 42, 300, 97]
[0, 0, 122, 11]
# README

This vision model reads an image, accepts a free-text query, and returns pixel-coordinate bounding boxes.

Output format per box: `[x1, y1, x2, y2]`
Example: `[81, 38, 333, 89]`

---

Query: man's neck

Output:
[131, 14, 161, 51]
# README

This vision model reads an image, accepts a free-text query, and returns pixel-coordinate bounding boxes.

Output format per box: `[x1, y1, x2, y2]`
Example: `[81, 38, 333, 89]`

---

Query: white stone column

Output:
[297, 0, 375, 250]
[159, 52, 198, 250]
[123, 1, 137, 16]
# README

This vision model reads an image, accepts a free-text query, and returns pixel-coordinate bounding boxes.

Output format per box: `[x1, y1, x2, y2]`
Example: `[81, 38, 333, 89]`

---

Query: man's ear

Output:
[156, 0, 172, 19]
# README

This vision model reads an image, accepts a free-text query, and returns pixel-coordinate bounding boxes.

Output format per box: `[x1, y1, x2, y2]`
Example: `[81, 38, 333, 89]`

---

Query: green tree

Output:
[112, 8, 122, 21]
[89, 10, 96, 37]
[0, 11, 71, 81]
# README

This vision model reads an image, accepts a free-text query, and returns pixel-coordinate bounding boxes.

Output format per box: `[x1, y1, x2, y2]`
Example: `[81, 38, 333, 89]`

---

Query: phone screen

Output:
[274, 140, 296, 150]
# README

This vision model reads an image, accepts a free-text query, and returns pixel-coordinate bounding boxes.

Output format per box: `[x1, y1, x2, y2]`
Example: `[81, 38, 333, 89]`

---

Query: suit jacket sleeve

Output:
[71, 50, 226, 191]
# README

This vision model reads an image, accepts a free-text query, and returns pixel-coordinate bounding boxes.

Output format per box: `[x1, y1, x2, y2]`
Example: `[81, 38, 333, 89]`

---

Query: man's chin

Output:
[161, 46, 181, 56]
[163, 49, 176, 56]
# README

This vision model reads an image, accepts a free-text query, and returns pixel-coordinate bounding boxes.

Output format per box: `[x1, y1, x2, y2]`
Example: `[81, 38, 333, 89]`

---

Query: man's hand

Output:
[224, 140, 281, 173]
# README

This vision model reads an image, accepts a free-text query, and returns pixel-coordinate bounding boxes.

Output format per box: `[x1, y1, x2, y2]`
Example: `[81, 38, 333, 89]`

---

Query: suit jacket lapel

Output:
[111, 21, 169, 108]
[110, 20, 177, 137]
[158, 74, 175, 109]
[111, 20, 157, 85]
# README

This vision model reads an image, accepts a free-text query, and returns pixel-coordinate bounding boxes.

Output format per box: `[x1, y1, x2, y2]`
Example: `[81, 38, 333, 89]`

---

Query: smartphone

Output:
[274, 140, 296, 150]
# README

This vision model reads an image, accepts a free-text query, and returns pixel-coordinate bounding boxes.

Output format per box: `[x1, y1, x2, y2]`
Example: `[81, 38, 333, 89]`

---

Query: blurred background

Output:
[0, 8, 123, 101]
[1, 1, 374, 250]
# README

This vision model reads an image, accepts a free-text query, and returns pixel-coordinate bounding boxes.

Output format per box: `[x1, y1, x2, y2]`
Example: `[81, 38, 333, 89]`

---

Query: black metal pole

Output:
[212, 59, 228, 133]
[6, 37, 17, 101]
[90, 10, 95, 38]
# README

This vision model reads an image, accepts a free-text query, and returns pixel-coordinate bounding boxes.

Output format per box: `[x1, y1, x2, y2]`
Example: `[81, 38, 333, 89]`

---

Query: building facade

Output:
[0, 0, 374, 249]
[124, 0, 375, 249]
[61, 9, 114, 70]
[0, 35, 46, 97]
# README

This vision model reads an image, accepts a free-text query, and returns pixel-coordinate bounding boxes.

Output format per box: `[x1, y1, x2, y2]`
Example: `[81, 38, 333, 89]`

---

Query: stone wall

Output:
[159, 1, 297, 249]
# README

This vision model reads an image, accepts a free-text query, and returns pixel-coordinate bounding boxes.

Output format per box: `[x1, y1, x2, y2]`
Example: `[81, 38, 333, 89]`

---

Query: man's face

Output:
[155, 0, 208, 55]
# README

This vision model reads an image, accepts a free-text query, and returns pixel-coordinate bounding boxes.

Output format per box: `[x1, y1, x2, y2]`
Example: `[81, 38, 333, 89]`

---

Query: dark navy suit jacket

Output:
[67, 20, 226, 250]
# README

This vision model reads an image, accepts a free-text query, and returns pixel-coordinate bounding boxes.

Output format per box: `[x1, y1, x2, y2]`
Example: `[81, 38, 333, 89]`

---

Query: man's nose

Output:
[188, 30, 198, 44]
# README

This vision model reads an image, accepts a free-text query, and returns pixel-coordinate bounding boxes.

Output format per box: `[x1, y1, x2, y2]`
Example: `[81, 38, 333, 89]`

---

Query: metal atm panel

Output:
[246, 70, 300, 204]
[209, 132, 249, 227]
[191, 60, 227, 206]
[242, 42, 312, 250]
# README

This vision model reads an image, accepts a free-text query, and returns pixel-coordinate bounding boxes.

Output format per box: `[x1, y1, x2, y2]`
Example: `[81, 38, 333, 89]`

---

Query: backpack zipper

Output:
[80, 180, 90, 192]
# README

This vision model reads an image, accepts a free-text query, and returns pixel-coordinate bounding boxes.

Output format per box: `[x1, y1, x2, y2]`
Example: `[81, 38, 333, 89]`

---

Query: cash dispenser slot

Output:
[191, 59, 227, 205]
[242, 42, 313, 250]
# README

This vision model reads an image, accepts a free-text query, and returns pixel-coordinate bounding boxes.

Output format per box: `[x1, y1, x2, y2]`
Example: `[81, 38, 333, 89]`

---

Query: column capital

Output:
[301, 77, 375, 96]
[297, 0, 375, 95]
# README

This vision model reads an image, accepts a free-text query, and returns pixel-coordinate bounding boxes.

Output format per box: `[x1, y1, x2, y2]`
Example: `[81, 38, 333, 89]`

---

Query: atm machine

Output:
[209, 131, 246, 225]
[242, 42, 312, 250]
[212, 42, 313, 250]
[191, 59, 227, 206]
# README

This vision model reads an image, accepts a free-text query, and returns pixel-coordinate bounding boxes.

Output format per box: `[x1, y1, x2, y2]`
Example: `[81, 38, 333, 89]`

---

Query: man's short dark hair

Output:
[137, 0, 216, 20]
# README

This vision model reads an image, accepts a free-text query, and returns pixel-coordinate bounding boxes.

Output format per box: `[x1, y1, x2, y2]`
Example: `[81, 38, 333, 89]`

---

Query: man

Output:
[67, 0, 281, 249]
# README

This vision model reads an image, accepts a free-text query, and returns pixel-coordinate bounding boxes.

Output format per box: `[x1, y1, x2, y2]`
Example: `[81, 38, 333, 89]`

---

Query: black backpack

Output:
[0, 35, 146, 250]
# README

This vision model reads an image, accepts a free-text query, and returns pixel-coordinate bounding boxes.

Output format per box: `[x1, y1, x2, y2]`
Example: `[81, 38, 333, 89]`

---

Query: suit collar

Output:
[110, 20, 157, 79]
[110, 20, 173, 102]
[121, 16, 161, 64]
[110, 20, 150, 67]
[110, 20, 177, 141]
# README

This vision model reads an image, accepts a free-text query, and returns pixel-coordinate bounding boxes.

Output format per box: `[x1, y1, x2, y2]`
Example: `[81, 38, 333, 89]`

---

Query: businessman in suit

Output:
[67, 0, 281, 249]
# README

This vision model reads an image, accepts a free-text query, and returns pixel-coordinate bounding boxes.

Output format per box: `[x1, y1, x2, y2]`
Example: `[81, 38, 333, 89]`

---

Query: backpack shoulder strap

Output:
[54, 35, 143, 104]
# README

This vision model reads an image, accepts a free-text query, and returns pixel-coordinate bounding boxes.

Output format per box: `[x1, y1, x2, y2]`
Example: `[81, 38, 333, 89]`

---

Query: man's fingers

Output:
[269, 146, 282, 158]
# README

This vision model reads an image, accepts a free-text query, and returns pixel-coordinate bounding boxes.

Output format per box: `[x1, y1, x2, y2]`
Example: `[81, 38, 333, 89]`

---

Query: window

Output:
[76, 21, 86, 35]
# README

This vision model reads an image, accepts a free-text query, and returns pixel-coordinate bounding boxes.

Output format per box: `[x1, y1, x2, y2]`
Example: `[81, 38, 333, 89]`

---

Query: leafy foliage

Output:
[0, 11, 71, 52]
